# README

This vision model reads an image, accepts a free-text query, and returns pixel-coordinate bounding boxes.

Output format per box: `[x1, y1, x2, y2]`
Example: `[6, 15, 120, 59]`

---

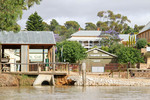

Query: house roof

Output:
[0, 31, 56, 45]
[86, 48, 117, 57]
[71, 31, 102, 37]
[139, 22, 150, 33]
[68, 37, 102, 41]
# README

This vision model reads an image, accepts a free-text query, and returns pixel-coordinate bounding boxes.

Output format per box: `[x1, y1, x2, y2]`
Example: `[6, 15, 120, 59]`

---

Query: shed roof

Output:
[0, 31, 56, 45]
[71, 31, 102, 37]
[86, 48, 117, 57]
[139, 22, 150, 33]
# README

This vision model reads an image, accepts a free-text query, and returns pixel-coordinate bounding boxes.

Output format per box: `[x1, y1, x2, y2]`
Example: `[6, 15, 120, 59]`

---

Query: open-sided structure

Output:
[0, 31, 56, 72]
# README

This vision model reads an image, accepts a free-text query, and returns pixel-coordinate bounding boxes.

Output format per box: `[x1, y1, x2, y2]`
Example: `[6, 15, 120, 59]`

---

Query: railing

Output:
[0, 62, 81, 75]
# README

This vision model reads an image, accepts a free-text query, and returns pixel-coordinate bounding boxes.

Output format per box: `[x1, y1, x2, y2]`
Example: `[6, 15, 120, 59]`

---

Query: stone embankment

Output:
[67, 75, 150, 86]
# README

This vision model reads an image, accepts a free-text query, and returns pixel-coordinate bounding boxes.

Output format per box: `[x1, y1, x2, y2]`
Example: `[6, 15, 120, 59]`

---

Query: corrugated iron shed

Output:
[0, 31, 56, 45]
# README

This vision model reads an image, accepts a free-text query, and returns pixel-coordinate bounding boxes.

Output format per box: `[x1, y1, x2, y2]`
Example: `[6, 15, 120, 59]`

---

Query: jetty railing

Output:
[0, 62, 81, 75]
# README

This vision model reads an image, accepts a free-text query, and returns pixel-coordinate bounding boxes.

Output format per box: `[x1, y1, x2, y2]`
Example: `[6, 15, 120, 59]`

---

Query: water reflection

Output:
[0, 86, 150, 100]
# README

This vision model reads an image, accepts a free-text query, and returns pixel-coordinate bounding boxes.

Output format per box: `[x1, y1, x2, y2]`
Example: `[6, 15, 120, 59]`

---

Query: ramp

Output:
[33, 74, 54, 86]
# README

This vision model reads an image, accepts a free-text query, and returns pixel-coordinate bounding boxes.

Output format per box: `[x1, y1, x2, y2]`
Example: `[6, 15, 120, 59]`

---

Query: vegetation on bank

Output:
[15, 75, 36, 86]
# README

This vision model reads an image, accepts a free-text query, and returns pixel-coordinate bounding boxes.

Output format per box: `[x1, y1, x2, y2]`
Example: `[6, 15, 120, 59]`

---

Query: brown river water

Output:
[0, 86, 150, 100]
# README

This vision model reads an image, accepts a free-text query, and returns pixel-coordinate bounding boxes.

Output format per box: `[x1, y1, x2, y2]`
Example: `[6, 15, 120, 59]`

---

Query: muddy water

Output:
[0, 86, 150, 100]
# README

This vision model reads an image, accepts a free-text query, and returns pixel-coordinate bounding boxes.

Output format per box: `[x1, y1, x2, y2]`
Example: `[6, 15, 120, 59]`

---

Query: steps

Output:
[33, 74, 54, 86]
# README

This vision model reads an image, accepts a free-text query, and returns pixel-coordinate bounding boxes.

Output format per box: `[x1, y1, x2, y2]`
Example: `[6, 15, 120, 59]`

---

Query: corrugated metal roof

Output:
[71, 31, 102, 36]
[0, 31, 56, 44]
[139, 22, 150, 33]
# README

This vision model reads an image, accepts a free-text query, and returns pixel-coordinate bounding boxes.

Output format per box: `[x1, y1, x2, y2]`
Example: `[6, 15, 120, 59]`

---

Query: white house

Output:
[68, 30, 135, 49]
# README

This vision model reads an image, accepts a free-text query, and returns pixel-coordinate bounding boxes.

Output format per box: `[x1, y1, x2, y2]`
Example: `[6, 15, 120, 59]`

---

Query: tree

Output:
[65, 21, 80, 31]
[0, 0, 41, 32]
[26, 12, 44, 31]
[56, 41, 87, 63]
[116, 47, 144, 64]
[97, 10, 131, 33]
[50, 19, 59, 31]
[108, 43, 124, 54]
[136, 38, 147, 49]
[42, 22, 50, 31]
[85, 22, 97, 30]
[100, 29, 121, 47]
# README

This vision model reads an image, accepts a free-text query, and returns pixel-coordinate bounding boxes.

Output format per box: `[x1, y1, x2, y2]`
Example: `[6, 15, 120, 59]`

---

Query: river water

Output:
[0, 86, 150, 100]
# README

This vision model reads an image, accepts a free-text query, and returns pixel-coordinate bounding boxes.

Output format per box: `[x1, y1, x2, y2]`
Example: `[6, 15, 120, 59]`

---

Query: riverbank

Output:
[0, 74, 36, 87]
[67, 75, 150, 86]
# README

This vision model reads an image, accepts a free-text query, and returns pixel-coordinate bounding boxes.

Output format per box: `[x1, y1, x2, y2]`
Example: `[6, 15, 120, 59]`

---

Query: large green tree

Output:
[97, 10, 131, 33]
[50, 19, 59, 31]
[0, 0, 41, 32]
[26, 12, 44, 31]
[116, 47, 144, 64]
[56, 41, 87, 63]
[65, 21, 80, 31]
[85, 22, 97, 30]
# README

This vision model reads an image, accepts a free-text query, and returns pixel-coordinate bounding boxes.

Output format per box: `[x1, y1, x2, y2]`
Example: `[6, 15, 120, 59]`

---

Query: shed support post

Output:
[52, 46, 55, 72]
[21, 45, 29, 72]
[0, 45, 2, 74]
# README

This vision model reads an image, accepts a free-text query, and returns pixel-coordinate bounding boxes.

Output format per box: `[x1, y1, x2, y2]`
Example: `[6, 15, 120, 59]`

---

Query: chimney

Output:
[79, 27, 80, 31]
[97, 28, 100, 31]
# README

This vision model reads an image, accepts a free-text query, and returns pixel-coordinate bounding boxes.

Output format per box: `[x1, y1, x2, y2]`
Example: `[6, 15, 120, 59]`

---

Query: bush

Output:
[136, 38, 147, 49]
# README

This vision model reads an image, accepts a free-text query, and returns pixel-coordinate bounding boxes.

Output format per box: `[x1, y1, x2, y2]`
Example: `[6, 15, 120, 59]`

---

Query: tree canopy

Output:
[0, 0, 41, 32]
[26, 12, 44, 31]
[116, 47, 144, 64]
[65, 21, 80, 31]
[85, 22, 97, 30]
[56, 41, 87, 63]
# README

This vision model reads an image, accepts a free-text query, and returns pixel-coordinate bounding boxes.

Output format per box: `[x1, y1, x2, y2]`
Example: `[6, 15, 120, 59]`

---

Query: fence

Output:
[0, 62, 81, 75]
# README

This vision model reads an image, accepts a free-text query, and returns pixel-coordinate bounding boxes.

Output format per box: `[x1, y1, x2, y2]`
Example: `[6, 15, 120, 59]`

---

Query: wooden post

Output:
[119, 70, 120, 78]
[112, 71, 113, 78]
[127, 68, 129, 79]
[0, 45, 2, 74]
[82, 62, 86, 86]
[67, 62, 70, 75]
[52, 46, 55, 72]
[79, 64, 81, 75]
[38, 63, 41, 74]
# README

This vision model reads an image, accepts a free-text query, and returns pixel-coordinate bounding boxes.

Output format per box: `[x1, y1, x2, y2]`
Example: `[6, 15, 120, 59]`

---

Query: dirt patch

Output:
[55, 75, 75, 86]
[0, 74, 19, 87]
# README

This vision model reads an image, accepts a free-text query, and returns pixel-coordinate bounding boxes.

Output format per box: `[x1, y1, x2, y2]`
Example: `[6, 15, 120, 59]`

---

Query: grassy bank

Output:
[15, 75, 36, 86]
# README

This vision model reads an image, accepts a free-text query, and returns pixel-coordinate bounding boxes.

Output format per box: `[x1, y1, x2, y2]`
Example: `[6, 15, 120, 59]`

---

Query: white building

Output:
[68, 30, 136, 49]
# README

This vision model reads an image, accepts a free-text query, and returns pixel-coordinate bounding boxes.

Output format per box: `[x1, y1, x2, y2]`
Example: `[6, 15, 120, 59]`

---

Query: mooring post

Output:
[38, 63, 41, 74]
[79, 64, 81, 75]
[82, 62, 86, 86]
[67, 62, 70, 75]
[127, 68, 129, 79]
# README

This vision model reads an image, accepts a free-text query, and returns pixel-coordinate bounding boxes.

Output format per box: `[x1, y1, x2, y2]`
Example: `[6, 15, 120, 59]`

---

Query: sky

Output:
[17, 0, 150, 30]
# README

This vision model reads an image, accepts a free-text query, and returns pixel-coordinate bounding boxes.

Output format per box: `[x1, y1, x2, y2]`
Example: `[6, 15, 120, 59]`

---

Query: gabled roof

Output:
[0, 31, 56, 44]
[86, 48, 117, 57]
[139, 22, 150, 33]
[71, 31, 102, 37]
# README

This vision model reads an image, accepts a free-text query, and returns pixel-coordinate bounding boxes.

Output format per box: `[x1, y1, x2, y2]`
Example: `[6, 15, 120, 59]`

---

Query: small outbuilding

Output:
[0, 31, 56, 72]
[85, 48, 117, 73]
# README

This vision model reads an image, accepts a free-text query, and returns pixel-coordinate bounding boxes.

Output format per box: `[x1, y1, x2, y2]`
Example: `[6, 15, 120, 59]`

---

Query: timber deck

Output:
[2, 71, 67, 76]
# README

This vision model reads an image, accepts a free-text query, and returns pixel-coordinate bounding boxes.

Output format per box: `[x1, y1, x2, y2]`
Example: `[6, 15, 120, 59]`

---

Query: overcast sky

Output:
[18, 0, 150, 30]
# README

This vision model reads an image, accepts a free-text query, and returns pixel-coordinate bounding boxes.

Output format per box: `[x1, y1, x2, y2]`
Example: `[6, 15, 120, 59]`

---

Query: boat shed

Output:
[0, 31, 56, 72]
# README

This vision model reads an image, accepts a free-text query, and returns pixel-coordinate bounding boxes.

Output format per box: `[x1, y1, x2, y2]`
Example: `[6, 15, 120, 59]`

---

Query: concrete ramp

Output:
[33, 74, 55, 86]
